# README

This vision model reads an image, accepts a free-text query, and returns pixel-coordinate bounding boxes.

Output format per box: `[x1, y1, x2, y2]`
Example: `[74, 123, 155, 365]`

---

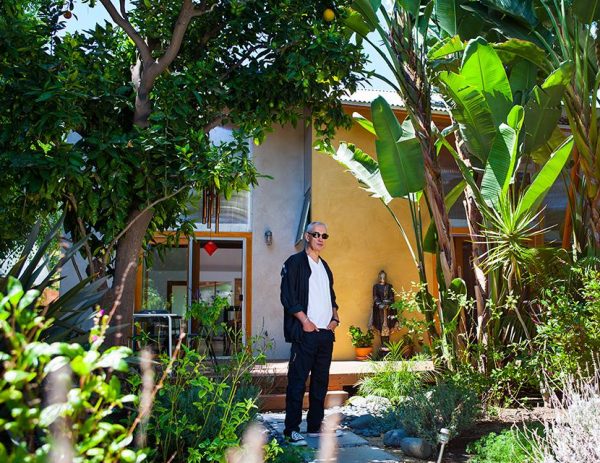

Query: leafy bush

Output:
[0, 277, 144, 462]
[534, 264, 600, 379]
[393, 381, 480, 446]
[467, 428, 538, 463]
[528, 370, 600, 463]
[142, 339, 269, 462]
[357, 343, 427, 404]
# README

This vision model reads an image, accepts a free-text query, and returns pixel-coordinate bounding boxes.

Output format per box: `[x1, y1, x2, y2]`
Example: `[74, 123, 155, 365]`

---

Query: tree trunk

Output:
[103, 208, 154, 346]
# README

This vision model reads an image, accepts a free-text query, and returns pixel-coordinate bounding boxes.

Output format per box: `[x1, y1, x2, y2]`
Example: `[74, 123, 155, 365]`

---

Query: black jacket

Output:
[280, 251, 338, 343]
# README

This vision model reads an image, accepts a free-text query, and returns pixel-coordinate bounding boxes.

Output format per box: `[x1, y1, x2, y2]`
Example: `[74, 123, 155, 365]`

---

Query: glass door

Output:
[189, 237, 245, 357]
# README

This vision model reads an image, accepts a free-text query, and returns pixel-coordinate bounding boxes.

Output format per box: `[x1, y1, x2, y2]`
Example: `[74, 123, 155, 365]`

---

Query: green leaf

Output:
[438, 71, 496, 162]
[518, 136, 574, 215]
[372, 96, 425, 196]
[428, 35, 465, 60]
[495, 39, 550, 72]
[344, 10, 373, 37]
[462, 37, 513, 127]
[508, 59, 538, 105]
[522, 62, 573, 153]
[573, 0, 600, 24]
[434, 0, 462, 36]
[353, 112, 375, 135]
[481, 123, 516, 206]
[328, 143, 393, 204]
[40, 403, 68, 427]
[351, 0, 380, 30]
[4, 370, 35, 384]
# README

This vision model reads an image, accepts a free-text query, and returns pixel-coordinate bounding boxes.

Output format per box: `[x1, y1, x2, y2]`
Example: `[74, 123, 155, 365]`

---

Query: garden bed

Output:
[360, 407, 553, 462]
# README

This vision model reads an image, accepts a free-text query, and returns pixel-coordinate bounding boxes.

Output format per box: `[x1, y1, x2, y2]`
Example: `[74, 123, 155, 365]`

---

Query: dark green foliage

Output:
[534, 260, 600, 379]
[0, 277, 144, 462]
[0, 218, 106, 343]
[141, 342, 268, 462]
[467, 427, 540, 463]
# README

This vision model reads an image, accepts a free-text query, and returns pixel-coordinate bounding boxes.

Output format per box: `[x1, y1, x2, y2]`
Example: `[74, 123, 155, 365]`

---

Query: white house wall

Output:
[251, 123, 307, 359]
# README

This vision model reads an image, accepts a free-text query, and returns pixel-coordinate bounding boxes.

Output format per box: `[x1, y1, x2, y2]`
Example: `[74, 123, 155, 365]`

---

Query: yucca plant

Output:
[0, 215, 107, 342]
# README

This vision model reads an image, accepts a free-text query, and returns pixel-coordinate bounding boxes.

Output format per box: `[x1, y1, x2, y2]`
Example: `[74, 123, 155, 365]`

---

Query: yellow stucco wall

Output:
[312, 106, 438, 360]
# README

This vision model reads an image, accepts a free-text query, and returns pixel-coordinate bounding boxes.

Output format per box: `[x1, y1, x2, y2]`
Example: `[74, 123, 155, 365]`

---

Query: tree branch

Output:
[119, 0, 129, 22]
[150, 0, 196, 80]
[103, 185, 190, 264]
[98, 0, 153, 65]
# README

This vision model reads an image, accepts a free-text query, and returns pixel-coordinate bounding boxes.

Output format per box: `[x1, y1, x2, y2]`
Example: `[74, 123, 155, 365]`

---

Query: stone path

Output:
[260, 411, 401, 463]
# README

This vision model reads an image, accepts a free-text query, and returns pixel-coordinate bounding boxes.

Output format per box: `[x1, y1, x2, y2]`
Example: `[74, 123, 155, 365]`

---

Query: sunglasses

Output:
[307, 232, 329, 240]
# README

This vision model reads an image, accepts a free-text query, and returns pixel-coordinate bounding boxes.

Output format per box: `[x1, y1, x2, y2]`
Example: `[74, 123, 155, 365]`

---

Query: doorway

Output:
[190, 238, 246, 356]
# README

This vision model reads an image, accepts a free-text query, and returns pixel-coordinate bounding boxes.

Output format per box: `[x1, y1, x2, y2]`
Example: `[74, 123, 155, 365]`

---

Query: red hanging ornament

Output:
[203, 240, 218, 256]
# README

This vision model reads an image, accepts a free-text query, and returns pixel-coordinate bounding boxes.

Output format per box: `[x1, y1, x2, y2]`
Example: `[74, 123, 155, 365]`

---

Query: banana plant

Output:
[432, 36, 573, 354]
[343, 0, 459, 290]
[461, 0, 600, 253]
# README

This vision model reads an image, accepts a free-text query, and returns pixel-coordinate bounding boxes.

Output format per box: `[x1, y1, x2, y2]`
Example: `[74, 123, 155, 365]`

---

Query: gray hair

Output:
[305, 221, 327, 234]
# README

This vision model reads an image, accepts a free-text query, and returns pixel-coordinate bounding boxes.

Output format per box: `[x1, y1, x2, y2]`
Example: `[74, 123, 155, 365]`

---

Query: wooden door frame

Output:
[135, 231, 253, 341]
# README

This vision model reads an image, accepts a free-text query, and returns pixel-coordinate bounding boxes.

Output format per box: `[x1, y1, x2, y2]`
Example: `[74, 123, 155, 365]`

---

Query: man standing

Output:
[280, 221, 340, 446]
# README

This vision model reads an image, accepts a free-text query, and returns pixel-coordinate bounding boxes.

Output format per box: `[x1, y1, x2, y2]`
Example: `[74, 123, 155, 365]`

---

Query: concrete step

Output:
[259, 390, 348, 411]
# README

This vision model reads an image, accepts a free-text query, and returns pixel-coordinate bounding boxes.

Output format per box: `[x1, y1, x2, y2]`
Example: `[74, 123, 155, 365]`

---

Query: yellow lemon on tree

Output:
[323, 8, 335, 22]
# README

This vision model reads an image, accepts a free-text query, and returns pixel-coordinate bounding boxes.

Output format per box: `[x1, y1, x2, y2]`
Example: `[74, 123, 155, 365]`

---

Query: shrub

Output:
[467, 428, 538, 463]
[535, 265, 600, 380]
[357, 342, 427, 405]
[0, 277, 144, 462]
[528, 370, 600, 463]
[142, 338, 269, 462]
[393, 381, 480, 446]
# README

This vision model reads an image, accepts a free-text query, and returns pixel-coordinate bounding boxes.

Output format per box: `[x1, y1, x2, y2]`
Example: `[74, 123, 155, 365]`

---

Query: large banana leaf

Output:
[573, 0, 600, 24]
[494, 39, 550, 72]
[508, 59, 537, 105]
[461, 37, 513, 127]
[372, 96, 425, 197]
[428, 35, 466, 60]
[353, 112, 375, 135]
[480, 122, 518, 206]
[522, 61, 573, 153]
[330, 142, 393, 204]
[482, 0, 538, 25]
[351, 0, 380, 30]
[434, 0, 461, 36]
[518, 136, 574, 215]
[438, 71, 496, 163]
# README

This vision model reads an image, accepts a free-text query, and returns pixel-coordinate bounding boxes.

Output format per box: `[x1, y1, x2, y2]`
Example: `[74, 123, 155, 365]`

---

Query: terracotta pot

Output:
[354, 346, 373, 361]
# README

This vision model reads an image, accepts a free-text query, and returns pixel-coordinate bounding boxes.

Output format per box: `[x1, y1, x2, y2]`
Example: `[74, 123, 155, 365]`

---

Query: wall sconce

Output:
[264, 230, 273, 246]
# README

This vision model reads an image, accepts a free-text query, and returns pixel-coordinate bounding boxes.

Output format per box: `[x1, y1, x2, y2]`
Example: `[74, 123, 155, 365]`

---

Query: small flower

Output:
[98, 309, 105, 316]
[92, 335, 98, 341]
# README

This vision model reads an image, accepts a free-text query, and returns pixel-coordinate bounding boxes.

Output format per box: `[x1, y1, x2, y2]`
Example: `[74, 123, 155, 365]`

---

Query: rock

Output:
[356, 428, 381, 437]
[364, 395, 392, 409]
[349, 414, 377, 429]
[347, 396, 369, 408]
[383, 428, 408, 447]
[400, 437, 434, 460]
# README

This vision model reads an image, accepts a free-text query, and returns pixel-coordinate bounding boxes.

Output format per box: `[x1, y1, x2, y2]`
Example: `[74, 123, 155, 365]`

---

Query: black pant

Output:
[284, 330, 334, 435]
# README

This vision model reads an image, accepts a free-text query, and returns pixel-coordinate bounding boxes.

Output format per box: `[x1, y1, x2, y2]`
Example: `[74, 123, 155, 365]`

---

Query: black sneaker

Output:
[285, 431, 308, 446]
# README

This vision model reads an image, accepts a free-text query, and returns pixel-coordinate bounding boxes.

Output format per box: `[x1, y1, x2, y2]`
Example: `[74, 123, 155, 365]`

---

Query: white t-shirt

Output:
[307, 256, 333, 328]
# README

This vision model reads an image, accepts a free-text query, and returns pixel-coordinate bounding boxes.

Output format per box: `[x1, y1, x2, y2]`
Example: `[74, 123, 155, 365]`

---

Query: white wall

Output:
[252, 123, 307, 359]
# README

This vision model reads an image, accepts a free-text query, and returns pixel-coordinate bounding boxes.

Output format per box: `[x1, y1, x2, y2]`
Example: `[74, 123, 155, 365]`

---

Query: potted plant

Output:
[348, 325, 374, 360]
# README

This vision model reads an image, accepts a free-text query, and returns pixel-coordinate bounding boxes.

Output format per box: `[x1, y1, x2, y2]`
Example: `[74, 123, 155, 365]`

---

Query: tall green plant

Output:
[0, 277, 144, 462]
